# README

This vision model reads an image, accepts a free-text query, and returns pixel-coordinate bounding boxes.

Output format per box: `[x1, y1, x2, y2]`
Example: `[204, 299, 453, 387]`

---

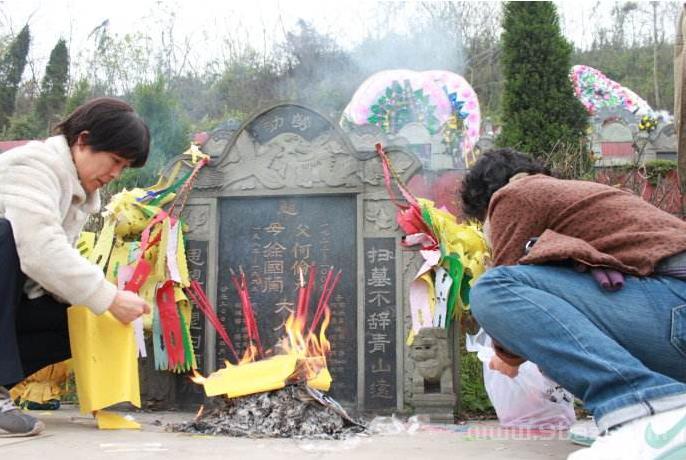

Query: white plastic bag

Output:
[466, 329, 576, 430]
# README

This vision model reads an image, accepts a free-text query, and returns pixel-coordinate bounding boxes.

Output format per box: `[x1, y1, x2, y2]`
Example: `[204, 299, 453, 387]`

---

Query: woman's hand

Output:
[489, 355, 520, 378]
[108, 290, 150, 324]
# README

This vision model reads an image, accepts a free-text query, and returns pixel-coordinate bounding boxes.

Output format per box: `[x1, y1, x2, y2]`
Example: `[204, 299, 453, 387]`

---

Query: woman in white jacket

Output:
[0, 97, 151, 437]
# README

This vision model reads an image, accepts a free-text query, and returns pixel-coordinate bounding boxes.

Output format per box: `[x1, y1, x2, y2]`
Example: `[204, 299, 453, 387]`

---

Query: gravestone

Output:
[591, 107, 677, 166]
[168, 103, 421, 412]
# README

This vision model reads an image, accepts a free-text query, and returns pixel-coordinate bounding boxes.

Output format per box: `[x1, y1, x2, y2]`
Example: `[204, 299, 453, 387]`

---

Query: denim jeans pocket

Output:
[672, 304, 686, 357]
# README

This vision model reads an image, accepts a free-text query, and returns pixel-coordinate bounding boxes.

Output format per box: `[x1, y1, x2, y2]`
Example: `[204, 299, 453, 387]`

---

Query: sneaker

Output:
[567, 406, 686, 460]
[569, 419, 600, 447]
[0, 386, 44, 437]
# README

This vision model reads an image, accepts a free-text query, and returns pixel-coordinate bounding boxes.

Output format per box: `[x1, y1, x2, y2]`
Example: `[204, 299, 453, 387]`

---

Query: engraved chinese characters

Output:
[176, 240, 208, 405]
[364, 238, 397, 409]
[217, 196, 357, 403]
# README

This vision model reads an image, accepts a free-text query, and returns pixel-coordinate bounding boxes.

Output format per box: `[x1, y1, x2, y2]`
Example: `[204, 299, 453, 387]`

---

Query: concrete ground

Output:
[1, 405, 584, 460]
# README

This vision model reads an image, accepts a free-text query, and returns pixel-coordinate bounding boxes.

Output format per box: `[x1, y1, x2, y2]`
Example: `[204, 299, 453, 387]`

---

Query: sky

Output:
[0, 0, 679, 72]
[0, 0, 386, 70]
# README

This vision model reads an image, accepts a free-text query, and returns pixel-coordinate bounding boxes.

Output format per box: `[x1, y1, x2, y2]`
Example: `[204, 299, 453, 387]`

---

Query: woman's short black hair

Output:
[461, 148, 549, 221]
[54, 97, 150, 168]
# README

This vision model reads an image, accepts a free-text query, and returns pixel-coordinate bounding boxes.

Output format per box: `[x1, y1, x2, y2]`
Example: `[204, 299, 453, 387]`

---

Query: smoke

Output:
[350, 25, 466, 77]
[271, 17, 467, 119]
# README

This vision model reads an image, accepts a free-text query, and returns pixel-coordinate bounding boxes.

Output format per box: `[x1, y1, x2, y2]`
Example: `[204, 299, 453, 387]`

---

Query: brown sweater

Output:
[486, 174, 686, 366]
[488, 174, 686, 275]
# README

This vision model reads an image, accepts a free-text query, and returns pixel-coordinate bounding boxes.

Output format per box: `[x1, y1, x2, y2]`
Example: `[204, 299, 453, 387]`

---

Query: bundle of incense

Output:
[308, 268, 342, 336]
[186, 280, 239, 363]
[294, 263, 317, 333]
[230, 267, 264, 359]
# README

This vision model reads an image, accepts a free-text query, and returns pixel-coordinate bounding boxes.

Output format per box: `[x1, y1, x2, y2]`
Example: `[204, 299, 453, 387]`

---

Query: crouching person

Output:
[0, 97, 151, 437]
[461, 148, 686, 460]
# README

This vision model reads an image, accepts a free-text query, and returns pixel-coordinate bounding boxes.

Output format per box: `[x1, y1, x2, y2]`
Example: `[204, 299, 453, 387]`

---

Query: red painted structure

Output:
[0, 140, 29, 153]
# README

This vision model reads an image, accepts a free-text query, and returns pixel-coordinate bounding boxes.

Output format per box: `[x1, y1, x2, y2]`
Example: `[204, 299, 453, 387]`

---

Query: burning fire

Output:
[191, 264, 340, 398]
[239, 344, 259, 365]
[283, 306, 332, 384]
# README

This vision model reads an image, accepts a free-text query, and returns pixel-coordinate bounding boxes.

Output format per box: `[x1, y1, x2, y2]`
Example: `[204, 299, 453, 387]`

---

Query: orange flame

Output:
[318, 308, 331, 357]
[282, 304, 331, 382]
[191, 270, 335, 396]
[239, 344, 258, 365]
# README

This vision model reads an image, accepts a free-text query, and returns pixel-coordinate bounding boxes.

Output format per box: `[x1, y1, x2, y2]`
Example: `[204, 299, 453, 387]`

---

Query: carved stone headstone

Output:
[409, 327, 456, 422]
[165, 103, 422, 413]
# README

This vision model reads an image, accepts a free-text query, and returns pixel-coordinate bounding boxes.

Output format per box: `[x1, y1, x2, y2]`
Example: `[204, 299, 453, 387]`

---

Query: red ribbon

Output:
[123, 259, 152, 293]
[156, 280, 185, 368]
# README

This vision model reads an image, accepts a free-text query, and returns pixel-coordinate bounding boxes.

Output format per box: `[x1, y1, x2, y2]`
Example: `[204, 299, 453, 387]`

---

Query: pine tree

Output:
[114, 77, 190, 189]
[132, 77, 189, 164]
[35, 38, 69, 134]
[498, 2, 588, 157]
[0, 25, 30, 133]
[64, 78, 92, 115]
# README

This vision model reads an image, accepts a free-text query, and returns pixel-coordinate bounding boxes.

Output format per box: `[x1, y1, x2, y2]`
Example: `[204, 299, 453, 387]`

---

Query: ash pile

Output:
[171, 384, 366, 439]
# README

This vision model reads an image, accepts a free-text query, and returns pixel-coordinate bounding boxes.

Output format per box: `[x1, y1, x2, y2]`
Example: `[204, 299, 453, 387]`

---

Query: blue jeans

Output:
[470, 264, 686, 432]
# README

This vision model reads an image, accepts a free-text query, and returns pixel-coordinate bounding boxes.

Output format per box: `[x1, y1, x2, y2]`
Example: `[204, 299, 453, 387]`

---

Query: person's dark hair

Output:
[461, 148, 549, 221]
[54, 97, 150, 168]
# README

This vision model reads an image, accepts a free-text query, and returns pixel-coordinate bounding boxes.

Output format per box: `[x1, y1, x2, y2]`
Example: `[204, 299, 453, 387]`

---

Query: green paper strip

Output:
[443, 253, 464, 327]
[152, 303, 168, 371]
[176, 305, 194, 373]
[149, 170, 193, 207]
[460, 272, 473, 308]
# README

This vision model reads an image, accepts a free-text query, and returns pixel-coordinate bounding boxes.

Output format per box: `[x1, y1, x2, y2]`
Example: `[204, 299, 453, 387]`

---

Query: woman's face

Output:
[71, 132, 132, 193]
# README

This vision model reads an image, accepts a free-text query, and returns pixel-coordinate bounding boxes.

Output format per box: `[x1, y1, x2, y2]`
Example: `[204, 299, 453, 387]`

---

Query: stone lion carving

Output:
[410, 327, 453, 395]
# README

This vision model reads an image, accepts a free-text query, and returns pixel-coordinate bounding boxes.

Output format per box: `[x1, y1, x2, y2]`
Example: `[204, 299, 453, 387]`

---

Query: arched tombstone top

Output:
[599, 120, 634, 143]
[200, 119, 241, 158]
[161, 103, 422, 194]
[592, 107, 640, 128]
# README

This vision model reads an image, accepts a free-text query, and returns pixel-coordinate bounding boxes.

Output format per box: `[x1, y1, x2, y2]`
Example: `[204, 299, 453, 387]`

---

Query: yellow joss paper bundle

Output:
[375, 144, 489, 345]
[67, 306, 141, 413]
[9, 360, 72, 406]
[66, 146, 209, 418]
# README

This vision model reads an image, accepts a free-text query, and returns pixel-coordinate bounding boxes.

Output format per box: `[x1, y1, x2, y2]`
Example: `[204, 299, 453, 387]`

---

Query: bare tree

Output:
[652, 1, 660, 107]
[417, 1, 503, 115]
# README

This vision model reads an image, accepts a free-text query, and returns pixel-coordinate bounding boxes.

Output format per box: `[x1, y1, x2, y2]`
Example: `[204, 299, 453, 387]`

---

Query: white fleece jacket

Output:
[0, 135, 117, 314]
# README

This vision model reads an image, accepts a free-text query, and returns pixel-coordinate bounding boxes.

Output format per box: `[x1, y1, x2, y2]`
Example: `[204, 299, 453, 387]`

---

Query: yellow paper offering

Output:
[67, 306, 141, 414]
[203, 353, 298, 398]
[95, 410, 141, 430]
[9, 360, 72, 404]
[88, 221, 115, 269]
[307, 367, 332, 391]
